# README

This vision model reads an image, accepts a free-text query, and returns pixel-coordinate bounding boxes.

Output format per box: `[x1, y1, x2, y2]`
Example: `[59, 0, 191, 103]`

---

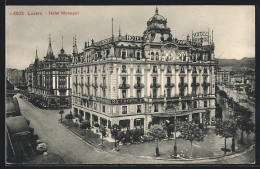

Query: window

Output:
[136, 65, 141, 73]
[122, 106, 127, 114]
[167, 89, 171, 98]
[122, 77, 126, 85]
[94, 66, 97, 73]
[94, 103, 97, 110]
[167, 77, 171, 85]
[151, 52, 154, 60]
[204, 67, 207, 73]
[153, 89, 157, 98]
[122, 51, 126, 59]
[154, 104, 158, 112]
[137, 89, 141, 98]
[180, 77, 184, 84]
[137, 105, 141, 113]
[182, 102, 186, 110]
[122, 65, 126, 73]
[167, 67, 171, 73]
[87, 67, 89, 73]
[137, 52, 141, 60]
[153, 66, 157, 73]
[204, 101, 207, 107]
[153, 77, 157, 85]
[95, 77, 97, 84]
[103, 89, 106, 97]
[103, 77, 106, 85]
[137, 77, 141, 85]
[193, 67, 197, 73]
[156, 52, 159, 60]
[103, 105, 105, 113]
[193, 77, 196, 84]
[94, 89, 97, 96]
[122, 90, 126, 98]
[87, 77, 90, 85]
[193, 101, 197, 108]
[103, 65, 105, 73]
[181, 66, 185, 73]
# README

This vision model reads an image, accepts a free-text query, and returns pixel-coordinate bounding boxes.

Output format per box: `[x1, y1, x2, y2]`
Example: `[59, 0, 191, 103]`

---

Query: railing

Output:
[150, 83, 161, 88]
[119, 84, 130, 89]
[201, 82, 210, 88]
[165, 83, 175, 88]
[92, 83, 98, 88]
[178, 83, 188, 88]
[134, 83, 145, 89]
[100, 83, 107, 89]
[191, 82, 200, 87]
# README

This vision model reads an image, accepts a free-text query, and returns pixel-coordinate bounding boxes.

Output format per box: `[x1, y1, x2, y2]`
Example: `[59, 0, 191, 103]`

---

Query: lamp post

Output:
[173, 107, 177, 158]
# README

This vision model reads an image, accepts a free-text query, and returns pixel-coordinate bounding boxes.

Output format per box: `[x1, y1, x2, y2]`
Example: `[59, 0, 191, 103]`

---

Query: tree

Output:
[80, 120, 91, 136]
[245, 121, 254, 145]
[65, 113, 74, 120]
[59, 110, 64, 122]
[111, 124, 119, 149]
[234, 106, 253, 144]
[215, 103, 223, 119]
[214, 119, 235, 155]
[179, 122, 204, 157]
[148, 125, 166, 156]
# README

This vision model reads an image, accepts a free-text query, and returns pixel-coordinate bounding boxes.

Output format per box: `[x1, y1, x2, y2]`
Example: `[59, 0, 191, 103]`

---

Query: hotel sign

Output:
[192, 31, 209, 44]
[96, 97, 145, 104]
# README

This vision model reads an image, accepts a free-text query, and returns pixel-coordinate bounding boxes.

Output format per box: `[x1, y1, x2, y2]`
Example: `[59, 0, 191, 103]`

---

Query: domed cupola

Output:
[143, 7, 172, 43]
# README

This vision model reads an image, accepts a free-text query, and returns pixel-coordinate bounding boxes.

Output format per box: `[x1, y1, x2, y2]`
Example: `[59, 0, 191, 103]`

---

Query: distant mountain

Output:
[217, 57, 255, 70]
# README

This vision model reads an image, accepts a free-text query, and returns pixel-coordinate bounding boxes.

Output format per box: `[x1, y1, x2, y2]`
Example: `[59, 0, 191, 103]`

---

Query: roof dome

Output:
[148, 7, 166, 22]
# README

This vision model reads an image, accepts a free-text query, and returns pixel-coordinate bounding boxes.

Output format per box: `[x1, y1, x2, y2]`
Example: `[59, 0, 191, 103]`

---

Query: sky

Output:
[6, 5, 255, 69]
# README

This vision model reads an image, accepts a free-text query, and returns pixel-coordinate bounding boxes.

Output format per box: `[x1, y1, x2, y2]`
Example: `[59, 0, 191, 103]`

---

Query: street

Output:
[16, 95, 255, 164]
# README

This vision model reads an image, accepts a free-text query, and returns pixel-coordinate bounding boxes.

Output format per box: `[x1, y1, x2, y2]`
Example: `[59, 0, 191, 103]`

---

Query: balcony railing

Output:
[73, 82, 78, 86]
[100, 83, 107, 89]
[191, 82, 200, 88]
[164, 83, 175, 88]
[92, 83, 98, 88]
[119, 83, 130, 89]
[178, 82, 188, 88]
[201, 82, 210, 88]
[134, 83, 145, 89]
[85, 83, 91, 87]
[150, 83, 161, 88]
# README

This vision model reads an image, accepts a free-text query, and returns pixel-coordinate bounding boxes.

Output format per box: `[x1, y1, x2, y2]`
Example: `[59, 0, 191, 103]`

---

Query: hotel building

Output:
[71, 8, 217, 132]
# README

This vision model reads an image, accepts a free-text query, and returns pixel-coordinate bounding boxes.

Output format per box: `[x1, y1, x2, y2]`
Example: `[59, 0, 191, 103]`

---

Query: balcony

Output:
[119, 83, 130, 89]
[191, 82, 200, 88]
[178, 82, 188, 88]
[73, 82, 78, 86]
[179, 72, 186, 76]
[134, 83, 145, 89]
[150, 83, 161, 88]
[100, 83, 107, 89]
[85, 83, 91, 87]
[192, 71, 198, 76]
[164, 83, 175, 88]
[92, 83, 98, 88]
[79, 82, 84, 87]
[201, 82, 210, 88]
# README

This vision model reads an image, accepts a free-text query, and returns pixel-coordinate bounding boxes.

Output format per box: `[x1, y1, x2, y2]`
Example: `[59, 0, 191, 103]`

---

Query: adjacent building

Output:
[25, 36, 72, 109]
[6, 68, 24, 87]
[71, 8, 217, 132]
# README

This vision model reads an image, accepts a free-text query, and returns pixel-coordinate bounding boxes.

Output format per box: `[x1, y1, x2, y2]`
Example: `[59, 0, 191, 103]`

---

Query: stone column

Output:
[130, 118, 134, 129]
[130, 68, 134, 97]
[199, 112, 202, 123]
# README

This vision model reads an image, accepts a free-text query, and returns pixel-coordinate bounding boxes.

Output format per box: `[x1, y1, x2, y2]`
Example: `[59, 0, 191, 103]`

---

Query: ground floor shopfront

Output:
[72, 104, 215, 134]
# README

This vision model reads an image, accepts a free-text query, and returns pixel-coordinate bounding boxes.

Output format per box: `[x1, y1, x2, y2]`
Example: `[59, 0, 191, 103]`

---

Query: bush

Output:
[74, 112, 79, 118]
[94, 123, 100, 128]
[117, 131, 126, 143]
[71, 122, 79, 128]
[80, 121, 91, 129]
[65, 113, 74, 120]
[148, 121, 153, 129]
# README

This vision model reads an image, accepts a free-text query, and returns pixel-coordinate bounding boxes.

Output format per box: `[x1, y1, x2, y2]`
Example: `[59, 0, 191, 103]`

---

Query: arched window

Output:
[156, 52, 159, 60]
[122, 65, 127, 73]
[193, 67, 197, 73]
[181, 66, 185, 73]
[153, 66, 157, 73]
[136, 51, 141, 60]
[151, 52, 154, 60]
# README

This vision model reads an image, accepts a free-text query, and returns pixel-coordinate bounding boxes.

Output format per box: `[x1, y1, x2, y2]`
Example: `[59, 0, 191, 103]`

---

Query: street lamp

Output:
[173, 106, 177, 158]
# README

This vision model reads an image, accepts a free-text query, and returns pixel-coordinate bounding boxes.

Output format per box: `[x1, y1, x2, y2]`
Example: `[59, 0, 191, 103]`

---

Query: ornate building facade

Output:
[26, 36, 72, 109]
[71, 8, 217, 132]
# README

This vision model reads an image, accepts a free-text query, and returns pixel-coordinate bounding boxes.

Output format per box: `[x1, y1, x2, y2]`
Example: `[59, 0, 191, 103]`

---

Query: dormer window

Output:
[153, 66, 157, 73]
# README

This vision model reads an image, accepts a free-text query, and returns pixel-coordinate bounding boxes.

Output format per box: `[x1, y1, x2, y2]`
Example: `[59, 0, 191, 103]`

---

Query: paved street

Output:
[16, 94, 255, 164]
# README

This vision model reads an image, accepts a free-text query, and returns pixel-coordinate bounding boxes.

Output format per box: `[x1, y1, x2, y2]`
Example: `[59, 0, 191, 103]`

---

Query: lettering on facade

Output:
[192, 31, 209, 44]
